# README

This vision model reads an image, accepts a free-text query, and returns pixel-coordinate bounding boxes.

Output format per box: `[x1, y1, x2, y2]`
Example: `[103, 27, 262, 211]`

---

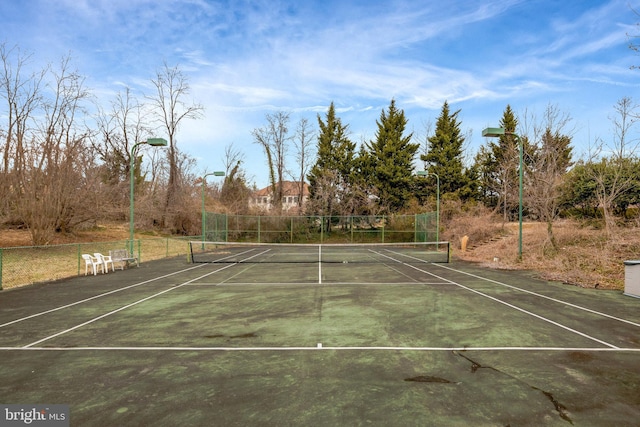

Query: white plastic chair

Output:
[94, 253, 114, 273]
[82, 254, 103, 275]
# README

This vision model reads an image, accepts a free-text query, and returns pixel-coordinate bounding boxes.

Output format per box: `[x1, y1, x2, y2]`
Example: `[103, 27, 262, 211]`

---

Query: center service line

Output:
[318, 245, 322, 284]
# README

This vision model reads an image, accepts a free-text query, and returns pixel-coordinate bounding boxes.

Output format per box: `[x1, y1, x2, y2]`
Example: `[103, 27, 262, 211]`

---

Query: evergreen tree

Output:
[474, 105, 521, 221]
[307, 102, 356, 217]
[420, 101, 469, 197]
[220, 161, 251, 215]
[473, 145, 498, 206]
[364, 99, 419, 213]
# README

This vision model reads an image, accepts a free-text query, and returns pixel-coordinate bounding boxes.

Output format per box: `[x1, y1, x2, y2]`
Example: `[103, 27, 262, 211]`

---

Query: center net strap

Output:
[189, 241, 449, 264]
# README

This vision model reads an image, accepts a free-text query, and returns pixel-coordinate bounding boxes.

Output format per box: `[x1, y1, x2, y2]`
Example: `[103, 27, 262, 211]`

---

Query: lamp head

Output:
[482, 127, 505, 138]
[146, 138, 168, 147]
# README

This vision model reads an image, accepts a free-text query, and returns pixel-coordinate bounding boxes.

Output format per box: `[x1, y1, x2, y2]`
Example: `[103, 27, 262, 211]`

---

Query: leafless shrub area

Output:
[444, 211, 635, 290]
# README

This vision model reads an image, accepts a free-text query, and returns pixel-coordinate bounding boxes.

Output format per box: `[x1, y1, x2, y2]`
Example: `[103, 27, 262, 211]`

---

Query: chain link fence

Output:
[204, 213, 438, 244]
[0, 237, 193, 290]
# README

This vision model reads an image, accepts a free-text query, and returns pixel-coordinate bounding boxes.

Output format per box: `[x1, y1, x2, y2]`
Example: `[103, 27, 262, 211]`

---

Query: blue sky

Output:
[1, 0, 639, 187]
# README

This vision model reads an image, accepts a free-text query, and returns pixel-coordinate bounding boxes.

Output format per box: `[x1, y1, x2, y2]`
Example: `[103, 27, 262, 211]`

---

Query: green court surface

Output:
[0, 252, 638, 426]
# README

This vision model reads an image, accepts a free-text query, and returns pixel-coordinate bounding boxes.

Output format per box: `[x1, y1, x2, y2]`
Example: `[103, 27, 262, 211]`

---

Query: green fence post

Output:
[0, 248, 3, 290]
[77, 244, 82, 276]
[350, 216, 353, 243]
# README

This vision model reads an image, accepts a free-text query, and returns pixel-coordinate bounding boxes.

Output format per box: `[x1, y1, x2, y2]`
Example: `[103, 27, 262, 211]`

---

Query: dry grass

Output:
[446, 214, 638, 290]
[0, 224, 190, 289]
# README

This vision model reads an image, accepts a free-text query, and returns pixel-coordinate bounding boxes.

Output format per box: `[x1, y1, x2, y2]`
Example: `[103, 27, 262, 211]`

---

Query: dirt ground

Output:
[451, 220, 638, 290]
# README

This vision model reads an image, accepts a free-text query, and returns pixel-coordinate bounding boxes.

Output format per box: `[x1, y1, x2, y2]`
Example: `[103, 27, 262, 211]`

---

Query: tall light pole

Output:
[416, 170, 439, 246]
[129, 138, 167, 255]
[202, 171, 225, 244]
[482, 127, 523, 261]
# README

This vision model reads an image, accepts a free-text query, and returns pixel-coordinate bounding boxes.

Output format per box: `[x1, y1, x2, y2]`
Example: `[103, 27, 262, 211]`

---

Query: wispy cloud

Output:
[1, 0, 639, 184]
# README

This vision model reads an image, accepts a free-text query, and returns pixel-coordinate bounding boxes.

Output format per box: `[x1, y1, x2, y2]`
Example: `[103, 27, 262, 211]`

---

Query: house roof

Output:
[254, 181, 310, 197]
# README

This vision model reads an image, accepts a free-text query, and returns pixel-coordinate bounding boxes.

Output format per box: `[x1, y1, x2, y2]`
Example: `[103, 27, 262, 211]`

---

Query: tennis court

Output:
[0, 242, 638, 426]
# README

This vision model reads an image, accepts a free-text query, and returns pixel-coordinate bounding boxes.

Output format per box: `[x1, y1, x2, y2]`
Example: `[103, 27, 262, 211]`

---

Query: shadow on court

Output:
[0, 256, 638, 426]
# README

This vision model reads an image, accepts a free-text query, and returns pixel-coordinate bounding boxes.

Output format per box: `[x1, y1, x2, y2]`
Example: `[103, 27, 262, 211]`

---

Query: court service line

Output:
[21, 264, 237, 349]
[3, 346, 640, 352]
[0, 263, 210, 329]
[432, 263, 640, 328]
[401, 262, 619, 349]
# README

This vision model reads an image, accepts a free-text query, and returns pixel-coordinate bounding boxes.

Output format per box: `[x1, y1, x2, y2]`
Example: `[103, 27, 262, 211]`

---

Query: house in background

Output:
[250, 181, 310, 212]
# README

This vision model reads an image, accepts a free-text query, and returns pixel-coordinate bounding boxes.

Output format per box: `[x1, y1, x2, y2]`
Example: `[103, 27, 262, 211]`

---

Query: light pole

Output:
[129, 138, 167, 255]
[416, 170, 439, 246]
[482, 127, 523, 261]
[202, 171, 225, 244]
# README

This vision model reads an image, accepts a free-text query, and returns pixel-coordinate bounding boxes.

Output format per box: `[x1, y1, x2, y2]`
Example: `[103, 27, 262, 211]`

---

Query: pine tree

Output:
[420, 101, 468, 196]
[307, 102, 355, 217]
[364, 99, 418, 213]
[491, 105, 520, 221]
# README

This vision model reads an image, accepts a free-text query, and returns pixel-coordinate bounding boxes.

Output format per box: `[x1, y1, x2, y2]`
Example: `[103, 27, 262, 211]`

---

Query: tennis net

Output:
[188, 241, 450, 264]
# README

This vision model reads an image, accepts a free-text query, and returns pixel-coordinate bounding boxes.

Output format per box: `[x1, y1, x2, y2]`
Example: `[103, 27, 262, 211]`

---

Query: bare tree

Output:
[251, 111, 291, 212]
[289, 117, 315, 212]
[586, 97, 639, 238]
[0, 44, 46, 222]
[525, 104, 574, 251]
[92, 87, 152, 217]
[222, 142, 245, 175]
[148, 62, 203, 228]
[13, 55, 94, 244]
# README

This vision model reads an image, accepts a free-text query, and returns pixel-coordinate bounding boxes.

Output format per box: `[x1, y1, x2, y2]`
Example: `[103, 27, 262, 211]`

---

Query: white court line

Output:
[384, 249, 640, 329]
[2, 346, 640, 352]
[0, 263, 209, 329]
[318, 245, 322, 284]
[397, 261, 620, 349]
[433, 263, 640, 328]
[22, 264, 237, 348]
